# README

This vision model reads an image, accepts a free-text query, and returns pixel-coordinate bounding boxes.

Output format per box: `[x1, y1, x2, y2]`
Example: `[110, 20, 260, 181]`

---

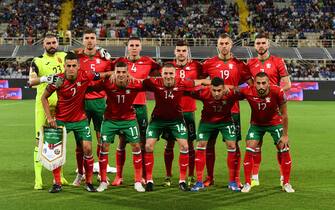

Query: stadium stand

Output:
[0, 0, 334, 81]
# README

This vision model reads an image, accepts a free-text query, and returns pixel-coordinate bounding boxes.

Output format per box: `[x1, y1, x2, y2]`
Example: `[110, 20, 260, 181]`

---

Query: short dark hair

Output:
[255, 71, 269, 78]
[218, 33, 231, 40]
[83, 28, 96, 35]
[255, 31, 269, 39]
[127, 37, 141, 43]
[162, 62, 176, 69]
[65, 52, 78, 61]
[115, 61, 127, 68]
[211, 77, 224, 86]
[176, 40, 188, 47]
[44, 33, 57, 39]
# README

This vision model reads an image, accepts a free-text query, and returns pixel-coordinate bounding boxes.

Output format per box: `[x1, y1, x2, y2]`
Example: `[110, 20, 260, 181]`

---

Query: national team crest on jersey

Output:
[126, 89, 130, 94]
[265, 97, 271, 103]
[96, 58, 101, 64]
[229, 64, 233, 69]
[77, 82, 81, 86]
[186, 66, 191, 70]
[266, 63, 271, 69]
[222, 100, 227, 105]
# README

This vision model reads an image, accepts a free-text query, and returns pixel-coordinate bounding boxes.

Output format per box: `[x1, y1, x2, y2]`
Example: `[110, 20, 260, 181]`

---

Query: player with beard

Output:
[247, 32, 291, 187]
[41, 52, 112, 193]
[239, 72, 294, 193]
[28, 33, 68, 190]
[96, 62, 146, 193]
[162, 40, 202, 187]
[72, 29, 114, 186]
[201, 33, 252, 188]
[144, 63, 210, 192]
[112, 37, 160, 186]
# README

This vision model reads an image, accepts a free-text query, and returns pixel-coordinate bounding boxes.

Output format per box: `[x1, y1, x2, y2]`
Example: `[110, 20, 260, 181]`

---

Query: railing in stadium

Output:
[1, 37, 335, 48]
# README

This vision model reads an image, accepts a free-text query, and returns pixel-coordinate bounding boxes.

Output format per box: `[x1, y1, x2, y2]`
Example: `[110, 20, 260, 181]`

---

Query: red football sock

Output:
[99, 152, 108, 182]
[53, 166, 62, 185]
[244, 148, 255, 184]
[132, 151, 142, 183]
[206, 147, 215, 179]
[235, 146, 242, 185]
[281, 151, 292, 184]
[277, 152, 283, 176]
[141, 149, 146, 180]
[84, 155, 94, 184]
[96, 144, 101, 159]
[164, 147, 174, 177]
[252, 148, 262, 176]
[145, 152, 154, 182]
[227, 150, 236, 182]
[116, 149, 126, 178]
[179, 151, 189, 182]
[195, 149, 206, 182]
[188, 143, 195, 177]
[75, 147, 84, 175]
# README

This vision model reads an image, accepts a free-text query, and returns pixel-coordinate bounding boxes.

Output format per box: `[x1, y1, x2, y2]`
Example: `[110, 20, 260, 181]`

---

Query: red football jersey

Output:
[247, 55, 288, 86]
[143, 78, 194, 120]
[189, 87, 240, 123]
[78, 52, 111, 99]
[202, 56, 251, 113]
[46, 70, 97, 122]
[239, 85, 287, 126]
[172, 60, 202, 112]
[114, 56, 160, 105]
[103, 80, 143, 120]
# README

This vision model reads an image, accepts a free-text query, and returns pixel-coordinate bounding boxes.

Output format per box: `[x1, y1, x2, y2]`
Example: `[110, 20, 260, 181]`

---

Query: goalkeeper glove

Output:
[40, 74, 61, 85]
[96, 47, 111, 60]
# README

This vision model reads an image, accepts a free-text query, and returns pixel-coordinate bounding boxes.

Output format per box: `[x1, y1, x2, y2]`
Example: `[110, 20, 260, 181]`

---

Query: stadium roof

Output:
[0, 45, 333, 60]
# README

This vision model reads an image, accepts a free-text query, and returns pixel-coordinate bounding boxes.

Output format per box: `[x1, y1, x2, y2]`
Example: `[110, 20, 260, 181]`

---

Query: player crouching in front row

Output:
[186, 77, 242, 192]
[41, 52, 112, 193]
[144, 63, 210, 192]
[240, 72, 294, 193]
[95, 62, 146, 193]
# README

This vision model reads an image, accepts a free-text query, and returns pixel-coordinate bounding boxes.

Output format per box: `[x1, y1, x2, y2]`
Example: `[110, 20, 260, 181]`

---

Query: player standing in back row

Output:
[247, 32, 291, 187]
[28, 33, 68, 190]
[112, 37, 160, 185]
[72, 28, 113, 186]
[202, 33, 252, 187]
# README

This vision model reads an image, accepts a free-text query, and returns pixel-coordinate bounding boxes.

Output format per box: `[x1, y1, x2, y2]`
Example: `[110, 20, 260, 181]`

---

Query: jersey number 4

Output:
[131, 63, 137, 72]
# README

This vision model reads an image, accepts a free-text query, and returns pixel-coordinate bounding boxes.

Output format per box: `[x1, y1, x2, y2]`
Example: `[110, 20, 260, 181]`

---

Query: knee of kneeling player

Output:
[145, 143, 154, 153]
[226, 142, 236, 151]
[180, 144, 189, 153]
[130, 143, 141, 152]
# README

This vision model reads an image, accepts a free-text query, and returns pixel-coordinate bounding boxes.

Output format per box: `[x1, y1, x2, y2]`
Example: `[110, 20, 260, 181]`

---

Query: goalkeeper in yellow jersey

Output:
[28, 33, 68, 190]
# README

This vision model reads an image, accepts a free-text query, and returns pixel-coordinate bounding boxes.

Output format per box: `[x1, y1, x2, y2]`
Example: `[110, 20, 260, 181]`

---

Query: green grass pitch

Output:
[0, 100, 334, 210]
